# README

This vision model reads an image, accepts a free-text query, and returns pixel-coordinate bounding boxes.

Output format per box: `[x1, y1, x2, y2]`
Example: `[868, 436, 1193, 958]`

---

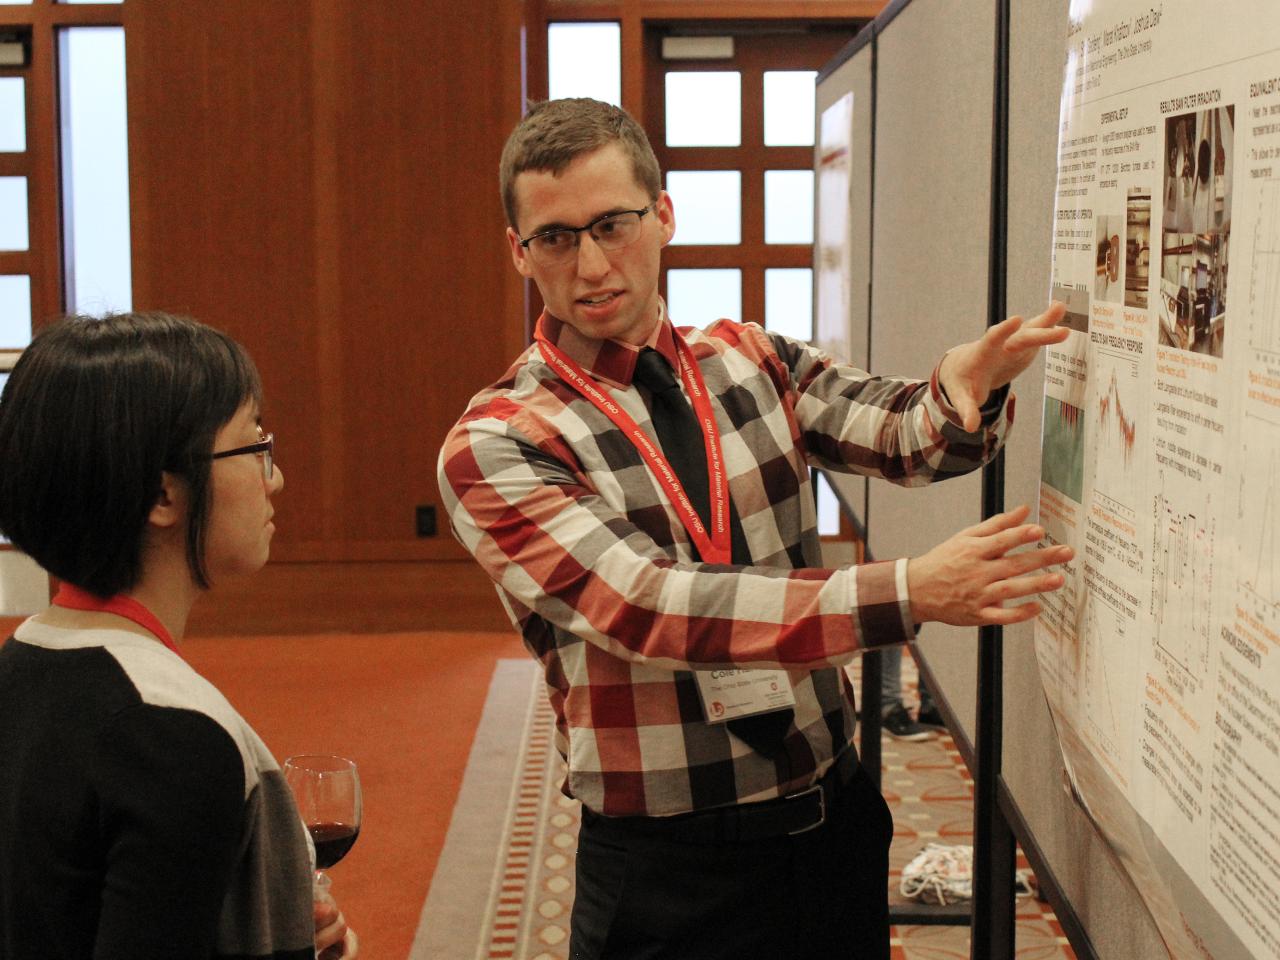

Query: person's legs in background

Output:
[914, 669, 946, 730]
[880, 646, 935, 741]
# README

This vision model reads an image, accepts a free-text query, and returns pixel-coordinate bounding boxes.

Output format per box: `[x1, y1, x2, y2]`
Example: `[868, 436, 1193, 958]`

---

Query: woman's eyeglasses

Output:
[208, 432, 274, 481]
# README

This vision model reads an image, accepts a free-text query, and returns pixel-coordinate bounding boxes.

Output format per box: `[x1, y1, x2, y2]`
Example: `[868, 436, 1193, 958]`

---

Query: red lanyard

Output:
[51, 583, 180, 655]
[534, 314, 732, 564]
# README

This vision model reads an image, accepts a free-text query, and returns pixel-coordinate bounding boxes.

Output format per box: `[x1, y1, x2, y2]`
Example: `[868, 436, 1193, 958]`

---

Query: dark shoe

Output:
[882, 704, 936, 741]
[915, 704, 947, 731]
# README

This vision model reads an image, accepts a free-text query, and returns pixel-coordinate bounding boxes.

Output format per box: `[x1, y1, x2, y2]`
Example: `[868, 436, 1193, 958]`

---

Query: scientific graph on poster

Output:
[1148, 477, 1215, 693]
[1092, 353, 1140, 502]
[1248, 179, 1280, 356]
[1041, 396, 1085, 502]
[1238, 428, 1280, 621]
[1076, 587, 1134, 778]
[1034, 3, 1280, 957]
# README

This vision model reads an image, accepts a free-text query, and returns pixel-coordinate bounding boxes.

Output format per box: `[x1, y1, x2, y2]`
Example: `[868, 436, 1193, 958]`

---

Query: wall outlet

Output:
[415, 505, 437, 537]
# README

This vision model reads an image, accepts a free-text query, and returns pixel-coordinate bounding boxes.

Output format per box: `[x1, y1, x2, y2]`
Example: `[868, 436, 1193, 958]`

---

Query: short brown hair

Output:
[499, 98, 662, 230]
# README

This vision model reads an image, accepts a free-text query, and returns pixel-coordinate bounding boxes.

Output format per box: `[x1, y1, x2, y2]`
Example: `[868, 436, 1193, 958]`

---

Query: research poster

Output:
[1035, 3, 1280, 957]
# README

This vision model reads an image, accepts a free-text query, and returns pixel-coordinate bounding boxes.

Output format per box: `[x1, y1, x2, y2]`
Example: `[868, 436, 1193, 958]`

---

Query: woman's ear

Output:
[148, 472, 188, 530]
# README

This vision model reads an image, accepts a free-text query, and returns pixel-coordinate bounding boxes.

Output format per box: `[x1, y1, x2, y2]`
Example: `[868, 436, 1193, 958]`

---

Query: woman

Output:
[0, 312, 356, 959]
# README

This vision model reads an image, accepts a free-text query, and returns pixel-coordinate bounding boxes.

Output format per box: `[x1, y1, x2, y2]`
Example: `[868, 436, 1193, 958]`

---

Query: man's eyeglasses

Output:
[208, 432, 274, 481]
[519, 205, 653, 267]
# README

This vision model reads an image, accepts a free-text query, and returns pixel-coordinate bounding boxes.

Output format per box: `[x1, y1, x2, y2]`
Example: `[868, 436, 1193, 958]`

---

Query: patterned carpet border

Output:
[411, 659, 550, 960]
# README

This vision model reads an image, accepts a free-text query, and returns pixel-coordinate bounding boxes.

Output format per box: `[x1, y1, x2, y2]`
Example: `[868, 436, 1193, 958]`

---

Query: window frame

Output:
[0, 1, 126, 553]
[0, 1, 126, 346]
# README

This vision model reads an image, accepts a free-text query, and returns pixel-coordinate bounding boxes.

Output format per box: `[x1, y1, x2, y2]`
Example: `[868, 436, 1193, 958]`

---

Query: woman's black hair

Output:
[0, 312, 262, 597]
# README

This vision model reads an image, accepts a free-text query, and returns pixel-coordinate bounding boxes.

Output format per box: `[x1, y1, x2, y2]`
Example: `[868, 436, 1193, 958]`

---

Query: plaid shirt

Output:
[438, 307, 1011, 817]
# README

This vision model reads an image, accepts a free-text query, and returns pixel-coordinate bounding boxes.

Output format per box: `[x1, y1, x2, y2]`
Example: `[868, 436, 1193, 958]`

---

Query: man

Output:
[438, 98, 1072, 959]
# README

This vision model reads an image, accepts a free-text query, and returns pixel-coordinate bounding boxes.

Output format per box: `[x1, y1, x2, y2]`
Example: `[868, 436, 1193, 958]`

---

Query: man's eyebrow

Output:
[526, 206, 636, 237]
[525, 219, 575, 236]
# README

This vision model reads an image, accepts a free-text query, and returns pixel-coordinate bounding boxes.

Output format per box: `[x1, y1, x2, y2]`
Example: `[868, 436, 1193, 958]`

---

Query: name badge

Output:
[695, 668, 797, 723]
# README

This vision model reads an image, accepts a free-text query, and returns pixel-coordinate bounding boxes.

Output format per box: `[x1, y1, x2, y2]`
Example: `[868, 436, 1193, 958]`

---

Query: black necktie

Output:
[632, 347, 794, 754]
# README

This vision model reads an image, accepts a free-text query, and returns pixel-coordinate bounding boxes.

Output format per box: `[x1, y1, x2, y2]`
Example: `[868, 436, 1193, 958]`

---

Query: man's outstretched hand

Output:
[940, 301, 1069, 431]
[907, 505, 1074, 626]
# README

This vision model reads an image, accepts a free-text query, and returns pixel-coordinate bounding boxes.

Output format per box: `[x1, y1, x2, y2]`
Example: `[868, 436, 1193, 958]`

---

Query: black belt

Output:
[584, 748, 861, 845]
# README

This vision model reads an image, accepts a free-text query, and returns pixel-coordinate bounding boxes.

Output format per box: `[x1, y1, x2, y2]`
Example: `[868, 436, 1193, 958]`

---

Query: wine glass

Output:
[283, 755, 363, 892]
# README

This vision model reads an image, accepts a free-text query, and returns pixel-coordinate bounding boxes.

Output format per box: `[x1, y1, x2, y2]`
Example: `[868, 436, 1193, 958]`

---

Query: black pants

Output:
[569, 763, 893, 960]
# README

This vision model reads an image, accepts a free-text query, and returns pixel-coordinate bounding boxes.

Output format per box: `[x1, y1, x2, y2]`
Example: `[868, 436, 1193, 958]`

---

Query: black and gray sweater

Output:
[0, 620, 314, 959]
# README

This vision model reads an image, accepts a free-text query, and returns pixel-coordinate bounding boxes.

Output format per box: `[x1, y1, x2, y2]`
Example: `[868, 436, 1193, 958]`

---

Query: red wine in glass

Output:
[309, 821, 360, 869]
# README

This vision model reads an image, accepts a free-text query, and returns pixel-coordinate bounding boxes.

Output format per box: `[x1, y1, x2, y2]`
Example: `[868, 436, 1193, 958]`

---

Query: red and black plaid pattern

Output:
[438, 308, 1011, 817]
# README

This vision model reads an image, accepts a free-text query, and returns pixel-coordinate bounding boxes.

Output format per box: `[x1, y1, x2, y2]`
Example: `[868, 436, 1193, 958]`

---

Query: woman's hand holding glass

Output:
[284, 755, 362, 959]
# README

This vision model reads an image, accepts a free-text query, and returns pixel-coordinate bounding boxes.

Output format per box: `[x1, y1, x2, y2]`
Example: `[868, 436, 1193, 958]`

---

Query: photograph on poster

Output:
[1157, 230, 1228, 356]
[1163, 107, 1234, 235]
[1158, 106, 1233, 357]
[1125, 190, 1151, 309]
[1095, 213, 1124, 302]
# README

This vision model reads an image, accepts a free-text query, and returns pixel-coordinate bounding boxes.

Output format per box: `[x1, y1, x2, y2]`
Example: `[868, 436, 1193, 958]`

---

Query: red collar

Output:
[51, 584, 180, 655]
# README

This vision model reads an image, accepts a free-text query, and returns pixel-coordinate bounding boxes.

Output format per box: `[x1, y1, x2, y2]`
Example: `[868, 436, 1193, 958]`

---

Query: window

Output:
[814, 472, 841, 536]
[763, 71, 817, 146]
[764, 169, 813, 245]
[59, 26, 131, 314]
[547, 22, 621, 105]
[666, 268, 741, 327]
[0, 77, 24, 150]
[0, 274, 30, 345]
[0, 176, 28, 250]
[666, 170, 741, 245]
[664, 71, 741, 146]
[765, 267, 813, 340]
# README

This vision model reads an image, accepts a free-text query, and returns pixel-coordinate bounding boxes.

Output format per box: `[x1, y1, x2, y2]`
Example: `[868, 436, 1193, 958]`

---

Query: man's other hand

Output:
[940, 301, 1069, 431]
[907, 505, 1074, 626]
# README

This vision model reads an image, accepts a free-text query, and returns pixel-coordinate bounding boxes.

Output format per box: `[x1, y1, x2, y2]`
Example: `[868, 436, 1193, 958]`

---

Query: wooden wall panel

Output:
[124, 2, 528, 633]
[328, 5, 527, 547]
[127, 4, 327, 543]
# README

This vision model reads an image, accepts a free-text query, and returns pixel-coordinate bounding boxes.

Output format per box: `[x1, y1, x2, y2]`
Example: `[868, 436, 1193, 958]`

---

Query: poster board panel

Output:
[866, 0, 996, 745]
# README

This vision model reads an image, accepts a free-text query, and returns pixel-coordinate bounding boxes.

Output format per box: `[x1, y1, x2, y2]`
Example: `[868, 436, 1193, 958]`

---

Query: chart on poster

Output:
[1035, 3, 1280, 958]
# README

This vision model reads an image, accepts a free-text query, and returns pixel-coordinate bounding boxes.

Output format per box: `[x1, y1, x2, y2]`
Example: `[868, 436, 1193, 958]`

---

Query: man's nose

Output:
[575, 232, 610, 279]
